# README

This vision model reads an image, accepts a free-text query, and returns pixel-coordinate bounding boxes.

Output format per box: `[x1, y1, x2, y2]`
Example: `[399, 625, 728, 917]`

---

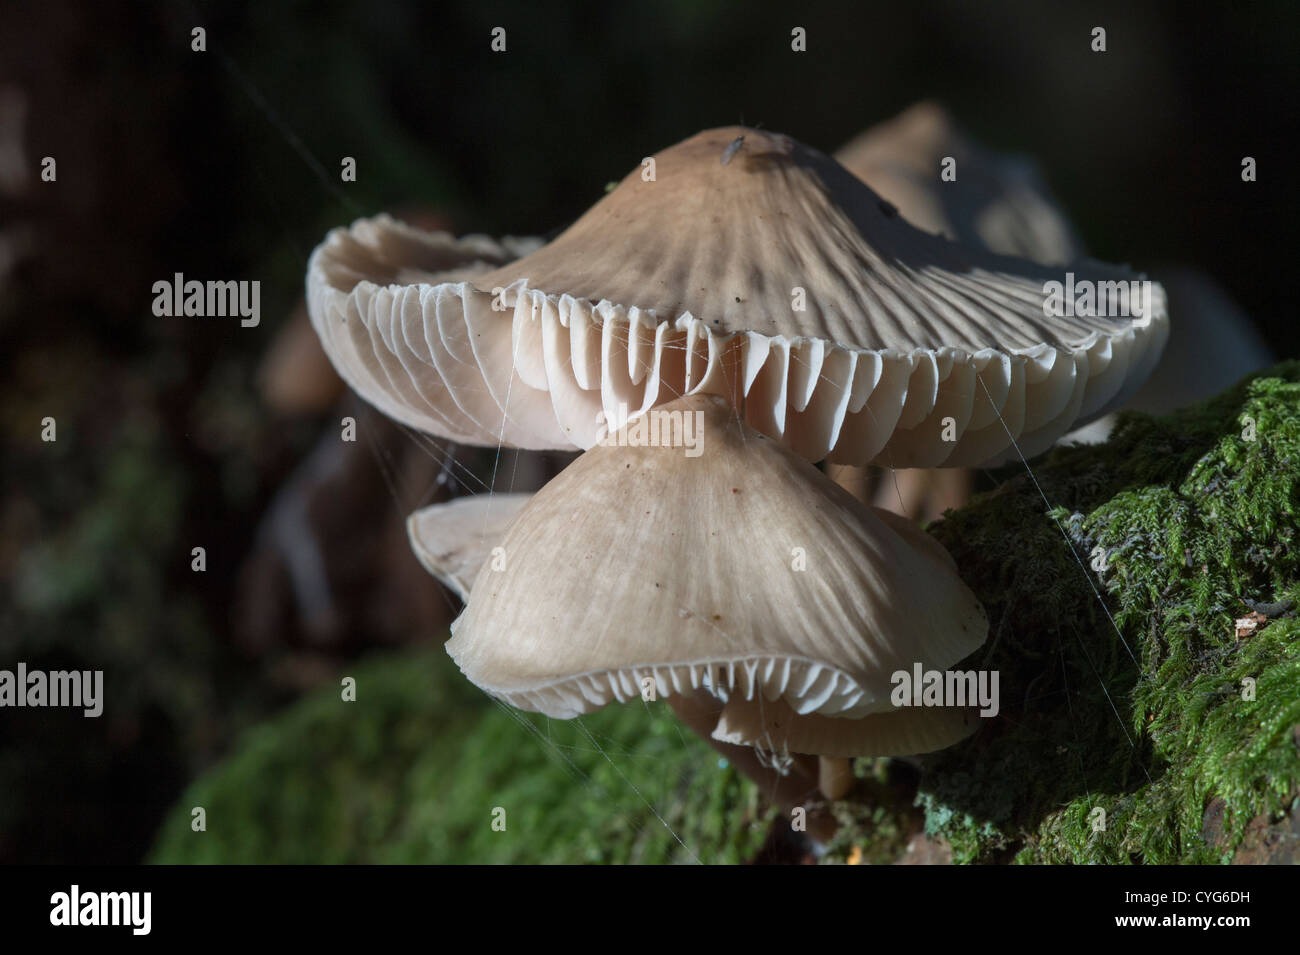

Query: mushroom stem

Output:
[827, 463, 871, 504]
[668, 691, 840, 845]
[666, 691, 820, 808]
[818, 756, 854, 800]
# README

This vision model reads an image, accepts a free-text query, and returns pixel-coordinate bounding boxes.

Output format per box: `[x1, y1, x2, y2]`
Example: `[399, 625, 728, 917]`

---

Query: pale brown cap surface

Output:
[308, 128, 1166, 467]
[446, 394, 988, 749]
[407, 493, 532, 602]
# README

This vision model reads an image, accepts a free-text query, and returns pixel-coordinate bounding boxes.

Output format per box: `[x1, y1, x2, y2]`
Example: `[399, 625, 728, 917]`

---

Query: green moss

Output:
[149, 649, 776, 864]
[151, 364, 1300, 865]
[898, 362, 1300, 864]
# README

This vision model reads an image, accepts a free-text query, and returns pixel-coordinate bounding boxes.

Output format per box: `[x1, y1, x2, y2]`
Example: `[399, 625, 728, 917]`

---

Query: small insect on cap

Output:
[307, 127, 1167, 467]
[444, 393, 988, 758]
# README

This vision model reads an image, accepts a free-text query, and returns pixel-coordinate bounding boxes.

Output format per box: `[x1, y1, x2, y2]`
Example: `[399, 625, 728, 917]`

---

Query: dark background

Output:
[1, 0, 1295, 863]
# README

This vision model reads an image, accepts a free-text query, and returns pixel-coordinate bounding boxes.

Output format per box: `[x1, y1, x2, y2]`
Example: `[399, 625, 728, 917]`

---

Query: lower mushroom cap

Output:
[446, 394, 988, 749]
[711, 695, 980, 759]
[407, 493, 533, 602]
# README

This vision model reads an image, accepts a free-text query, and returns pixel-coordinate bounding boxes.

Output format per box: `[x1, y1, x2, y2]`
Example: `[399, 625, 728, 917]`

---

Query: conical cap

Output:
[446, 393, 987, 721]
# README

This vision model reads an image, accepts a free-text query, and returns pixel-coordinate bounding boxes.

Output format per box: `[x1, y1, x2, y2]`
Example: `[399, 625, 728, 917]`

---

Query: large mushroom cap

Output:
[308, 127, 1166, 466]
[446, 393, 988, 758]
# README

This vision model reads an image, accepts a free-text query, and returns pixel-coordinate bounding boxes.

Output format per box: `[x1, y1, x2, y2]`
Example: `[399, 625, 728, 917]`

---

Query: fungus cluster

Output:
[307, 121, 1167, 802]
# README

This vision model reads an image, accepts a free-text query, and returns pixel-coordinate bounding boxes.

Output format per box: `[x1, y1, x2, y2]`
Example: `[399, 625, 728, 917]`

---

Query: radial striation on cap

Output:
[308, 128, 1167, 467]
[445, 394, 989, 758]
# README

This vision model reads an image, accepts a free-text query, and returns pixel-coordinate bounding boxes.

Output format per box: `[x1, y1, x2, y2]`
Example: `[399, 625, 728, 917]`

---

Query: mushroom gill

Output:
[307, 127, 1168, 468]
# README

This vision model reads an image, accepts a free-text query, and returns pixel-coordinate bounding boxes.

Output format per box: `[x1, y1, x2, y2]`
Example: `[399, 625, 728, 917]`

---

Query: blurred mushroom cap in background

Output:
[835, 101, 1085, 266]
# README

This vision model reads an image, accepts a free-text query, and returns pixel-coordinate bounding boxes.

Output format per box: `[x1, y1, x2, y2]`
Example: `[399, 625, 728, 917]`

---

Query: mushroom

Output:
[306, 214, 543, 445]
[444, 394, 988, 799]
[830, 101, 1088, 511]
[834, 100, 1084, 266]
[408, 493, 531, 602]
[307, 126, 1168, 473]
[1061, 267, 1273, 445]
[409, 489, 833, 805]
[307, 124, 1170, 808]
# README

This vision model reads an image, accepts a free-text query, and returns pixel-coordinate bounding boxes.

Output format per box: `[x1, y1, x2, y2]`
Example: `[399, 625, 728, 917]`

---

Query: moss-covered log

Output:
[149, 646, 776, 864]
[151, 363, 1300, 864]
